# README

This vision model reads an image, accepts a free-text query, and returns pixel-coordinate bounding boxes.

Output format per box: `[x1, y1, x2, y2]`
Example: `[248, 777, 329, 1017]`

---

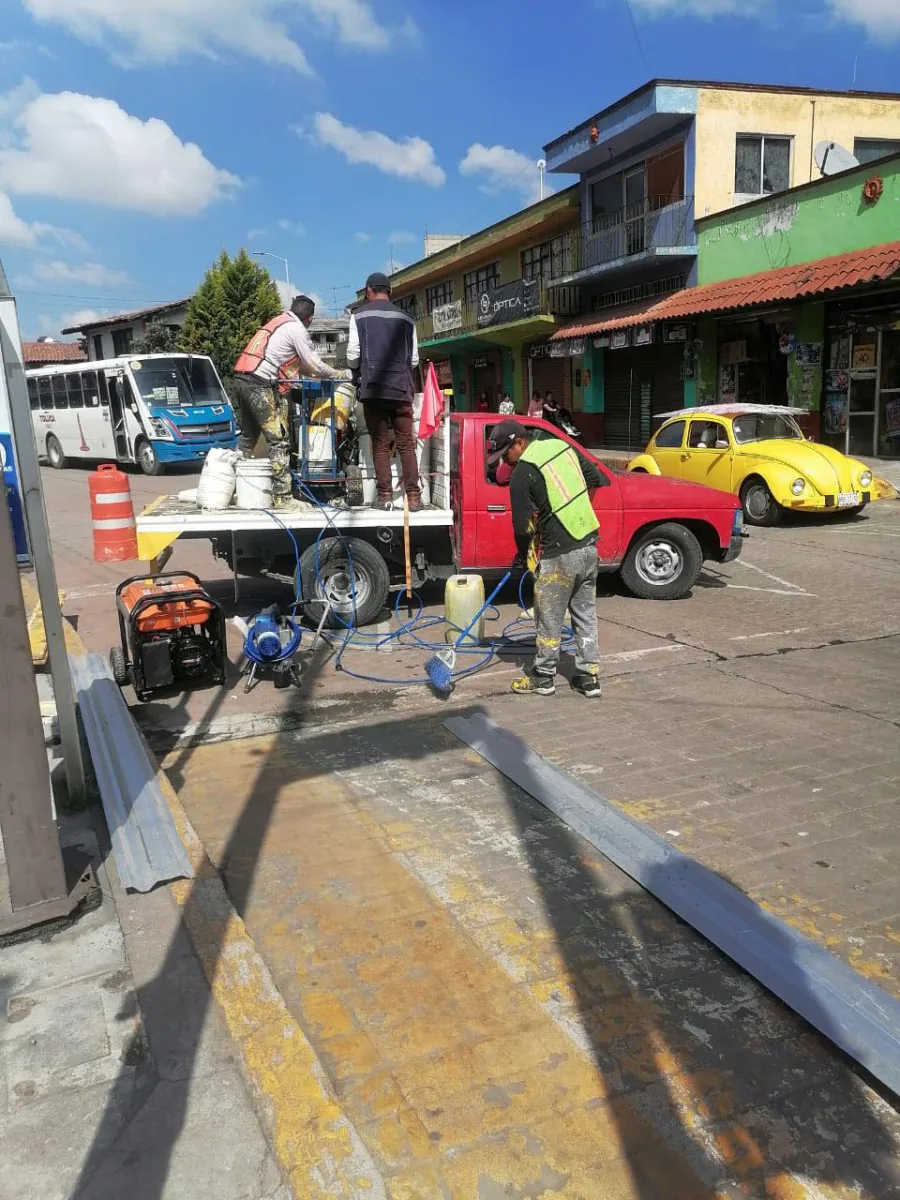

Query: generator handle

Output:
[114, 571, 204, 600]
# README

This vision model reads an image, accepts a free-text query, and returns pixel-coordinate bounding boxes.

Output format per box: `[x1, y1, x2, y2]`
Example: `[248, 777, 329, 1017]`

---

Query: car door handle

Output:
[680, 452, 691, 460]
[487, 504, 507, 513]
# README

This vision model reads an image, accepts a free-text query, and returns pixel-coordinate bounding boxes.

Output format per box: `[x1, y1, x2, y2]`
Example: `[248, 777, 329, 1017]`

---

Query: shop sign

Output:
[663, 324, 689, 343]
[853, 343, 877, 370]
[476, 278, 540, 328]
[593, 334, 611, 348]
[633, 324, 653, 347]
[473, 356, 488, 369]
[436, 361, 452, 387]
[549, 341, 568, 358]
[610, 329, 631, 350]
[529, 342, 552, 358]
[885, 396, 900, 437]
[431, 300, 462, 334]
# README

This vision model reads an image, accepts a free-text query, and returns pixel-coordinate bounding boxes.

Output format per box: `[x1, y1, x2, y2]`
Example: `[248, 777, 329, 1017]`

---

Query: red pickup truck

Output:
[136, 412, 745, 626]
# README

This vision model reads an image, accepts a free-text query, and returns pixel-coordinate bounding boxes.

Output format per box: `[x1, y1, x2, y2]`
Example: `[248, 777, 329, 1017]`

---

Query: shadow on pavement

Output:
[71, 677, 900, 1197]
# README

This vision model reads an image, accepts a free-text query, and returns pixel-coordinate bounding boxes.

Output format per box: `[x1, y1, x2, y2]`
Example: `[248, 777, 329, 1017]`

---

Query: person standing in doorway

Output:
[477, 390, 491, 413]
[488, 419, 604, 698]
[498, 391, 516, 415]
[347, 272, 421, 511]
[528, 389, 543, 418]
[234, 294, 348, 508]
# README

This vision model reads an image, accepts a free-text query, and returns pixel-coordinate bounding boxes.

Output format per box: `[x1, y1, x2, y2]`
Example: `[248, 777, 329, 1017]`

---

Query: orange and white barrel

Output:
[90, 464, 138, 562]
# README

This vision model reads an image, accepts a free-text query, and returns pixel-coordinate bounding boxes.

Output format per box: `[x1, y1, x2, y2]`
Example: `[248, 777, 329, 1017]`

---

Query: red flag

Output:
[418, 361, 444, 440]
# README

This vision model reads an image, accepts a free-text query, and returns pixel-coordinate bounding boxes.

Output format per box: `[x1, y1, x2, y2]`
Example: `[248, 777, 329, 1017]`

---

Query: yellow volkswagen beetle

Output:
[627, 405, 875, 526]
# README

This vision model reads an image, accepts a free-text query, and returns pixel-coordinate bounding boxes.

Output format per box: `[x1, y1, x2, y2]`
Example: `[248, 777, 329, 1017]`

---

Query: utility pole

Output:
[537, 159, 546, 202]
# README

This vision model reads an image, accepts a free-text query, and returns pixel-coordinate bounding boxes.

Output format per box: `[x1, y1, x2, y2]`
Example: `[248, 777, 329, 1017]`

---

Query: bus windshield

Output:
[129, 357, 226, 408]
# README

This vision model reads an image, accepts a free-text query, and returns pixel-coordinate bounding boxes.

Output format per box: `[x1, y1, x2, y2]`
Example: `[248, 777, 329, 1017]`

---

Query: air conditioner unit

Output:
[720, 340, 748, 365]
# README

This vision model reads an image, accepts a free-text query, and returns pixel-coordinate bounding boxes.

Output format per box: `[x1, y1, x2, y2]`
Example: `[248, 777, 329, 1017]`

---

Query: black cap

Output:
[487, 419, 527, 463]
[365, 271, 392, 292]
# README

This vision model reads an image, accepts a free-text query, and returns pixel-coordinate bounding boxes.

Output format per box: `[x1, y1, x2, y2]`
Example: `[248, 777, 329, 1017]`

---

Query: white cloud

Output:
[0, 87, 240, 216]
[0, 190, 84, 248]
[459, 143, 547, 205]
[22, 0, 407, 73]
[354, 231, 371, 242]
[61, 308, 109, 328]
[829, 0, 900, 37]
[32, 260, 130, 287]
[277, 218, 306, 236]
[311, 113, 445, 186]
[247, 227, 267, 240]
[388, 229, 417, 244]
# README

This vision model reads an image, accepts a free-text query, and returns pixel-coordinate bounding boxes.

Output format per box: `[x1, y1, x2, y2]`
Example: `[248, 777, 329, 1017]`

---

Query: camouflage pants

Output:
[234, 377, 291, 503]
[533, 542, 600, 677]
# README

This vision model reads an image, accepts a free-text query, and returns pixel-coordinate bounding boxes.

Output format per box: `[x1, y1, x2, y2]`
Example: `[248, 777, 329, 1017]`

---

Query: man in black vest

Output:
[348, 272, 422, 511]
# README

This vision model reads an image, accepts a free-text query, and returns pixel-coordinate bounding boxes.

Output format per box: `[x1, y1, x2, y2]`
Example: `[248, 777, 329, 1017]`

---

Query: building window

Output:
[854, 138, 900, 165]
[735, 135, 791, 198]
[395, 293, 419, 318]
[425, 281, 453, 313]
[112, 327, 134, 356]
[463, 262, 500, 305]
[92, 334, 104, 360]
[522, 236, 573, 284]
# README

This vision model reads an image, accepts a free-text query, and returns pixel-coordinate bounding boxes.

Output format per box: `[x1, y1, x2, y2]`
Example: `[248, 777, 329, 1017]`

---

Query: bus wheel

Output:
[136, 439, 163, 477]
[46, 434, 68, 469]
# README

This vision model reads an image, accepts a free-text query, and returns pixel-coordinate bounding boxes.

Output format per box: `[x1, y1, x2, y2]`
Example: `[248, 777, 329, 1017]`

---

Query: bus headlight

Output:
[149, 418, 174, 440]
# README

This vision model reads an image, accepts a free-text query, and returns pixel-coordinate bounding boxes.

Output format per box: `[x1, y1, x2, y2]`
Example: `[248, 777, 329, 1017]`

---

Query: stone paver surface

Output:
[169, 708, 900, 1199]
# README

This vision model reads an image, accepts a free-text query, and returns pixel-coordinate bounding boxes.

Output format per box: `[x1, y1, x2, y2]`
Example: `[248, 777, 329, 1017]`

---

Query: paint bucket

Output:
[235, 457, 274, 510]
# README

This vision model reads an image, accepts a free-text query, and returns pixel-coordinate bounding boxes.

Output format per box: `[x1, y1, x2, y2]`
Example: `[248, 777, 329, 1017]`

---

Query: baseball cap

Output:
[487, 419, 527, 463]
[365, 271, 392, 292]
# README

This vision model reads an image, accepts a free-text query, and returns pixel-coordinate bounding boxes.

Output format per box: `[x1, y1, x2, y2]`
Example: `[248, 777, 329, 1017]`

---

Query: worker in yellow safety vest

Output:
[234, 295, 349, 508]
[488, 419, 604, 699]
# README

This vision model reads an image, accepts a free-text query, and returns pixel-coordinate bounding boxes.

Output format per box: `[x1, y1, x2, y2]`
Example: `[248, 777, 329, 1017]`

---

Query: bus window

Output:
[27, 378, 39, 410]
[83, 371, 100, 407]
[67, 374, 84, 409]
[39, 376, 53, 410]
[52, 376, 68, 409]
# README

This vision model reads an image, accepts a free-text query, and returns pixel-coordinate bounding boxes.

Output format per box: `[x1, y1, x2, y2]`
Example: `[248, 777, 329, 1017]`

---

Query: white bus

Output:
[27, 353, 237, 476]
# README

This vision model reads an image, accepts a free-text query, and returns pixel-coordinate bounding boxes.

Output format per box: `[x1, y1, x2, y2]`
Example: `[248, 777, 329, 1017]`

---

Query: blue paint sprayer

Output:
[235, 604, 303, 693]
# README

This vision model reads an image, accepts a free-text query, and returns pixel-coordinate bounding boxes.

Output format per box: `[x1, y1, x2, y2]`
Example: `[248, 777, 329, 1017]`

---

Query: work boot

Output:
[511, 671, 556, 697]
[571, 673, 602, 698]
[407, 495, 423, 513]
[373, 496, 395, 511]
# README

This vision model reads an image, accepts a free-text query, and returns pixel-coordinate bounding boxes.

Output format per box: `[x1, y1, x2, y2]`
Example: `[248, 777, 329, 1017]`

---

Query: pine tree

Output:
[178, 249, 281, 389]
[133, 319, 180, 355]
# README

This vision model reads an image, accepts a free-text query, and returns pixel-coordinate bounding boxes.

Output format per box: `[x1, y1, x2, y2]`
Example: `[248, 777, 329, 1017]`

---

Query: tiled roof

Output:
[22, 340, 86, 364]
[60, 298, 190, 334]
[551, 241, 900, 341]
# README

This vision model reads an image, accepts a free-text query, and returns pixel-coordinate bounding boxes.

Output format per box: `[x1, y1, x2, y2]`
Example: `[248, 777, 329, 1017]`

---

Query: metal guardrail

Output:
[71, 653, 194, 892]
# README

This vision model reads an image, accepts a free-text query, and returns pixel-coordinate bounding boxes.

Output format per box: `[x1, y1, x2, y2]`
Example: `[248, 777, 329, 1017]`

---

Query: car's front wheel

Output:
[740, 478, 782, 527]
[620, 523, 702, 600]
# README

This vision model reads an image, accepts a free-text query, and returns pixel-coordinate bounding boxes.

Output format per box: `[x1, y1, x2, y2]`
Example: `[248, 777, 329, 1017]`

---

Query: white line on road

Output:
[724, 585, 817, 596]
[729, 627, 810, 642]
[733, 559, 807, 591]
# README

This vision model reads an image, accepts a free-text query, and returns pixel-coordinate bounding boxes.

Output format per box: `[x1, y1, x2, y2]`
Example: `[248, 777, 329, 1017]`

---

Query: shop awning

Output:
[550, 240, 900, 342]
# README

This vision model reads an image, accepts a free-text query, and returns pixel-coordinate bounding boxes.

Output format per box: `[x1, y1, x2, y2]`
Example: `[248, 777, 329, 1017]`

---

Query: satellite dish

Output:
[815, 141, 859, 176]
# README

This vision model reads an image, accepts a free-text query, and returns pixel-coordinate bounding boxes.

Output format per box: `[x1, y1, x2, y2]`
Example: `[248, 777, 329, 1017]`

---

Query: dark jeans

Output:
[364, 401, 421, 503]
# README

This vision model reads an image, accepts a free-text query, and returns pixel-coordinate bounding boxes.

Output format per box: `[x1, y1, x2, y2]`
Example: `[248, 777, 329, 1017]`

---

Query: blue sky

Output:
[0, 0, 897, 339]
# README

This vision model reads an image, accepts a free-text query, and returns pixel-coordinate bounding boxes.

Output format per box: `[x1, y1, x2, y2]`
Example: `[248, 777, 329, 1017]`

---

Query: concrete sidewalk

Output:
[0, 807, 288, 1200]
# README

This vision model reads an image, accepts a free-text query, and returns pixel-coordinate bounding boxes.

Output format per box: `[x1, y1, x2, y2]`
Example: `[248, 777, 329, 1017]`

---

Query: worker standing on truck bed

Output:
[234, 294, 348, 509]
[488, 419, 604, 699]
[347, 272, 422, 512]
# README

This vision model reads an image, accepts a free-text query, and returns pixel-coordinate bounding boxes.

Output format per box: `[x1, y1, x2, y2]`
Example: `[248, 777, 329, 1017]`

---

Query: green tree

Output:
[133, 319, 180, 355]
[179, 249, 281, 389]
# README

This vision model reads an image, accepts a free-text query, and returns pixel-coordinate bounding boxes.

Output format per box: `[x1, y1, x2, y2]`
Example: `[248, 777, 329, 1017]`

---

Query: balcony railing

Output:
[551, 196, 696, 278]
[416, 285, 580, 343]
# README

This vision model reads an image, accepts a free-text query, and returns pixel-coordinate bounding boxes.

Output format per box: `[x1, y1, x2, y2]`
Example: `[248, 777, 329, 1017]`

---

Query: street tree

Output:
[179, 249, 281, 390]
[133, 319, 180, 355]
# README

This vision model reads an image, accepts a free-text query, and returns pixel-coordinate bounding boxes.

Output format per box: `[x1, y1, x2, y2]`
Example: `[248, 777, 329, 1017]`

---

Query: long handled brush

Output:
[424, 572, 512, 695]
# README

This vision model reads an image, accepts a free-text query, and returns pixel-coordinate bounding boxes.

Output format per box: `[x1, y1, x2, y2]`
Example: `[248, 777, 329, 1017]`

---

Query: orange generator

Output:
[112, 572, 227, 703]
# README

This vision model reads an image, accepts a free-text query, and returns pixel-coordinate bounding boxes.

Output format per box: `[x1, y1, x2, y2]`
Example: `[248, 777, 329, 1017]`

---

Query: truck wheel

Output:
[46, 434, 68, 469]
[740, 478, 781, 526]
[299, 537, 389, 629]
[136, 439, 163, 477]
[621, 523, 702, 601]
[109, 646, 129, 686]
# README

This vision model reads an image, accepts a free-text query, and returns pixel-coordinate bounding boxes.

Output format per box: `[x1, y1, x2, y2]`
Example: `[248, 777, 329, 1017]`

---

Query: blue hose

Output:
[274, 477, 575, 688]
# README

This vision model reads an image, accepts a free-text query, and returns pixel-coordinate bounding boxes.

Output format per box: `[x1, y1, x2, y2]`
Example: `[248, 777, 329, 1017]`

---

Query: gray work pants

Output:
[533, 542, 600, 677]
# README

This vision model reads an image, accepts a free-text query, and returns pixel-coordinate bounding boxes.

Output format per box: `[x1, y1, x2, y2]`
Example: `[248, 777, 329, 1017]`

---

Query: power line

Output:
[622, 0, 651, 76]
[13, 287, 173, 305]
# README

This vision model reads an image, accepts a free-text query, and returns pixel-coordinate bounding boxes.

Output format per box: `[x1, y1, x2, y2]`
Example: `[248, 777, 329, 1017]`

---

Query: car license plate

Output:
[838, 492, 860, 507]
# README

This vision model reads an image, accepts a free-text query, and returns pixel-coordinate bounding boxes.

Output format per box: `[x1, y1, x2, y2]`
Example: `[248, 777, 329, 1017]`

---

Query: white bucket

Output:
[196, 447, 240, 510]
[235, 457, 274, 510]
[304, 425, 335, 469]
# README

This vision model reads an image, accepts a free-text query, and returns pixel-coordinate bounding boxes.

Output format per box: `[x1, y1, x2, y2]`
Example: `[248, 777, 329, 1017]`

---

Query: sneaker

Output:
[511, 672, 556, 696]
[572, 674, 602, 698]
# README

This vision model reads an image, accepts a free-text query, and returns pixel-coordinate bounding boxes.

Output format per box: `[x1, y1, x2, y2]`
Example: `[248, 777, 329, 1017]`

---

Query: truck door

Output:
[471, 421, 624, 569]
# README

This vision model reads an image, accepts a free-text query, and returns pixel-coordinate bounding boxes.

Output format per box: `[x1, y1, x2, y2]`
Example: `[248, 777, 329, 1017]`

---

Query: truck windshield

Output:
[130, 357, 226, 408]
[732, 414, 803, 443]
